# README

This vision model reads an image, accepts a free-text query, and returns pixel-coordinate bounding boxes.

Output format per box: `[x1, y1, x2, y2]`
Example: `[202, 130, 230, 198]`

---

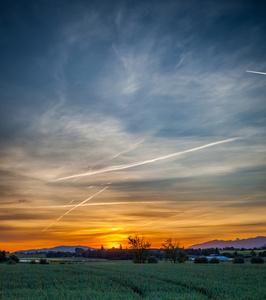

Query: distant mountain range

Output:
[14, 236, 266, 253]
[15, 245, 94, 254]
[188, 236, 266, 249]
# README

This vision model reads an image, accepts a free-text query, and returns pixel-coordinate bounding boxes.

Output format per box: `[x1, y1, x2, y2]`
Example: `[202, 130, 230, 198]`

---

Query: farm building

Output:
[206, 256, 232, 261]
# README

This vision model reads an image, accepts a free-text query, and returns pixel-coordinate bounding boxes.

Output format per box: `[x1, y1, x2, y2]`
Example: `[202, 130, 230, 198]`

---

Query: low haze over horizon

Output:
[1, 0, 266, 253]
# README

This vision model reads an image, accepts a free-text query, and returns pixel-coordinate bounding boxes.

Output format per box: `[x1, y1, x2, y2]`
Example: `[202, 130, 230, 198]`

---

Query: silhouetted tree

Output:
[128, 235, 151, 263]
[215, 248, 220, 255]
[82, 249, 92, 258]
[9, 254, 19, 263]
[0, 251, 7, 263]
[148, 256, 158, 263]
[259, 251, 266, 257]
[162, 238, 178, 263]
[202, 249, 210, 256]
[161, 238, 187, 263]
[150, 249, 164, 260]
[177, 249, 187, 263]
[221, 252, 233, 258]
[75, 248, 85, 256]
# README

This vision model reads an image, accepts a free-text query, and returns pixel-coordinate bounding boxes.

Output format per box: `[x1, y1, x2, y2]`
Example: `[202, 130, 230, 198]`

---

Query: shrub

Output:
[209, 257, 220, 264]
[232, 257, 244, 264]
[194, 256, 201, 263]
[7, 259, 16, 265]
[148, 256, 158, 263]
[250, 257, 264, 264]
[30, 260, 37, 264]
[9, 254, 19, 263]
[259, 251, 266, 257]
[39, 258, 49, 264]
[194, 256, 208, 263]
[200, 256, 209, 263]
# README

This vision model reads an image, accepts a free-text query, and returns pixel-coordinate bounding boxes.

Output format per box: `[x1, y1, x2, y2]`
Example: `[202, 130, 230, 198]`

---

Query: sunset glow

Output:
[1, 0, 266, 253]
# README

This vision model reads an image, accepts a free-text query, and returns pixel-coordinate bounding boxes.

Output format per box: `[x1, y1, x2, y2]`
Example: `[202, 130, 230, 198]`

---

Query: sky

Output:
[0, 0, 266, 252]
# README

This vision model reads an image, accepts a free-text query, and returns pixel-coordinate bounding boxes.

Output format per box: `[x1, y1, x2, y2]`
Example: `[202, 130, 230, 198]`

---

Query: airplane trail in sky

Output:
[42, 187, 108, 231]
[32, 200, 167, 209]
[246, 70, 266, 75]
[87, 140, 144, 171]
[54, 137, 239, 181]
[111, 140, 144, 159]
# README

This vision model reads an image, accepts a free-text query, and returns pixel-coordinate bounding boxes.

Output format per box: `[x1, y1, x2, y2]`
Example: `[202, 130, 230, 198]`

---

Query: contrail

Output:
[54, 137, 238, 181]
[43, 186, 108, 231]
[112, 140, 144, 160]
[32, 200, 167, 210]
[87, 140, 144, 171]
[246, 70, 266, 75]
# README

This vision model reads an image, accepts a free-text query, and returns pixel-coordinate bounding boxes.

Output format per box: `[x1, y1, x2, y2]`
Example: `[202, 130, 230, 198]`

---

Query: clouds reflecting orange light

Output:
[1, 1, 266, 254]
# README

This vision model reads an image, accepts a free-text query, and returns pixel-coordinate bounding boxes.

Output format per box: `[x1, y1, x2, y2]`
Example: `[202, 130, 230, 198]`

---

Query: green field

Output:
[0, 261, 265, 299]
[220, 250, 265, 255]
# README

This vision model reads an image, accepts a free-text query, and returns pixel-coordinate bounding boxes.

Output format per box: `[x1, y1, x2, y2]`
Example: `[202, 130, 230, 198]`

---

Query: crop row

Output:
[0, 261, 265, 299]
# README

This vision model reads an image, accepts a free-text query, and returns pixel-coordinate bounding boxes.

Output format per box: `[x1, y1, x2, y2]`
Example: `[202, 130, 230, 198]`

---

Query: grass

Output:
[0, 260, 265, 299]
[220, 250, 265, 255]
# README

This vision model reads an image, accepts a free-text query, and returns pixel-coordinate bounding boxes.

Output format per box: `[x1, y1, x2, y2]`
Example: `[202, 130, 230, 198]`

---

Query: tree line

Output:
[0, 251, 19, 264]
[46, 235, 187, 264]
[2, 235, 265, 264]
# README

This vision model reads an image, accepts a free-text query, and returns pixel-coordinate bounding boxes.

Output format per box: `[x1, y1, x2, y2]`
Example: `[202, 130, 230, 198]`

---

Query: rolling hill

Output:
[188, 236, 266, 249]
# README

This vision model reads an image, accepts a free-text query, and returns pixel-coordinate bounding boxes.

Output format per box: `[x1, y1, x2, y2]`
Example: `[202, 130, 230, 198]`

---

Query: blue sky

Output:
[1, 0, 266, 251]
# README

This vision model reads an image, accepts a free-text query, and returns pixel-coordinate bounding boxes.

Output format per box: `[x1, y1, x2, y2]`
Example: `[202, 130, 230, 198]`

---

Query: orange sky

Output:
[2, 180, 265, 253]
[1, 1, 266, 254]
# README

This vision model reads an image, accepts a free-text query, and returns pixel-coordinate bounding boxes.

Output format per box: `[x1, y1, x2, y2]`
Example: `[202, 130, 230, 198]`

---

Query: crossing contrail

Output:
[87, 140, 144, 171]
[111, 140, 144, 159]
[42, 186, 108, 231]
[246, 70, 266, 75]
[54, 137, 239, 182]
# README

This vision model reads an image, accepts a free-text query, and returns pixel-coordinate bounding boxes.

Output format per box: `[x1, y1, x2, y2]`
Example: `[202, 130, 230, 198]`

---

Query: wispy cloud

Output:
[1, 1, 266, 251]
[43, 186, 108, 231]
[55, 137, 239, 181]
